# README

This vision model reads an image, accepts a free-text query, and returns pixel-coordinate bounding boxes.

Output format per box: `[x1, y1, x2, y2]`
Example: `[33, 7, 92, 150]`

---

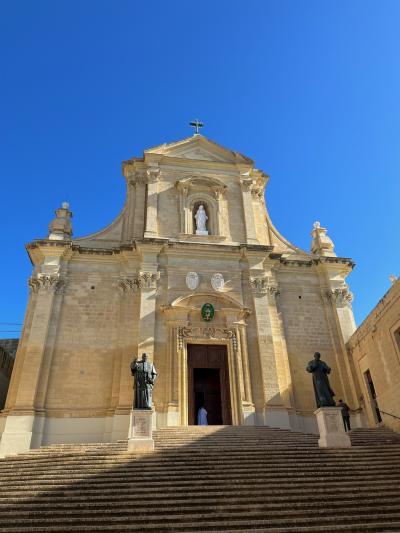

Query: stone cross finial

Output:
[310, 221, 336, 257]
[48, 202, 73, 241]
[189, 119, 204, 134]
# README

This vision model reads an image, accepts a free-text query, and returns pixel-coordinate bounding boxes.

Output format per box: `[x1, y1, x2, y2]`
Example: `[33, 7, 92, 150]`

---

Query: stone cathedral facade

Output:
[0, 134, 363, 455]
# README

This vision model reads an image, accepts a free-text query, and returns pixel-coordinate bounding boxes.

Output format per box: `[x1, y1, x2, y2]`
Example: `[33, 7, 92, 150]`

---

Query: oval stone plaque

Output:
[186, 272, 199, 291]
[211, 273, 224, 291]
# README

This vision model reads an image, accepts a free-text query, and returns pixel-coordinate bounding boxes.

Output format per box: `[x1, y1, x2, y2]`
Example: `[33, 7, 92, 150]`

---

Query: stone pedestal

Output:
[195, 230, 208, 236]
[127, 409, 154, 453]
[315, 407, 351, 448]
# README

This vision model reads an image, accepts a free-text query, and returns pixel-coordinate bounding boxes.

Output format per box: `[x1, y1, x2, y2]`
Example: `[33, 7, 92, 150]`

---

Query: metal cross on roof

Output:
[189, 119, 204, 134]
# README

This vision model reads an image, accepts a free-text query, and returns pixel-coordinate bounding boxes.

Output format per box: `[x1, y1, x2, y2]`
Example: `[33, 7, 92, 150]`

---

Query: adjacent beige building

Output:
[0, 340, 18, 411]
[348, 279, 400, 432]
[0, 134, 363, 456]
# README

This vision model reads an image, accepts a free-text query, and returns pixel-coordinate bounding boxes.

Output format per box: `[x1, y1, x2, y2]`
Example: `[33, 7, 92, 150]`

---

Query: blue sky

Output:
[1, 0, 399, 337]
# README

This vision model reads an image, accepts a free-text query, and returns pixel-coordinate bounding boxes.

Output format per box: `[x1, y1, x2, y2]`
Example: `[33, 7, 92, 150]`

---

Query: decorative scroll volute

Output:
[249, 276, 279, 296]
[28, 274, 66, 294]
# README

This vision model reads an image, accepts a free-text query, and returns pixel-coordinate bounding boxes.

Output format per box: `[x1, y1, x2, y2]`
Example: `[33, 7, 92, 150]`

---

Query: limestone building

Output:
[0, 340, 18, 410]
[348, 278, 400, 432]
[0, 134, 362, 455]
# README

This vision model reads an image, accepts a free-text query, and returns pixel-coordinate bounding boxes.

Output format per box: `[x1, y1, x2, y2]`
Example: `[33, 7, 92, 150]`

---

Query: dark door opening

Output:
[188, 344, 232, 425]
[364, 369, 382, 424]
[194, 368, 223, 425]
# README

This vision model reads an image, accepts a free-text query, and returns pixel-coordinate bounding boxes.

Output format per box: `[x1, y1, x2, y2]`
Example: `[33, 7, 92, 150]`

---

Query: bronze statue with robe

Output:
[130, 353, 157, 409]
[306, 352, 335, 408]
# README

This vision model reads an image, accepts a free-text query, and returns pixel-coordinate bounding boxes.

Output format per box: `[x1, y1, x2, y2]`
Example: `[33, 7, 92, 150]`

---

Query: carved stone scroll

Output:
[138, 271, 160, 289]
[177, 326, 238, 351]
[118, 277, 139, 293]
[322, 286, 353, 305]
[28, 274, 66, 294]
[249, 276, 279, 296]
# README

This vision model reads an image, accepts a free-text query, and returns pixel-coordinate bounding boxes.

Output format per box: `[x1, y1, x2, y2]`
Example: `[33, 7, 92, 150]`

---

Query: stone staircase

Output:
[349, 427, 400, 446]
[0, 426, 400, 532]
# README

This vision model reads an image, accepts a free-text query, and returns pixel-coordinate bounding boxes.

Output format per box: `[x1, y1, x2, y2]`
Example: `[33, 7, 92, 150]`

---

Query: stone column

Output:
[137, 271, 160, 359]
[245, 251, 290, 429]
[238, 324, 253, 406]
[240, 178, 259, 245]
[0, 269, 66, 457]
[318, 262, 359, 411]
[144, 168, 159, 238]
[108, 271, 140, 442]
[122, 175, 140, 241]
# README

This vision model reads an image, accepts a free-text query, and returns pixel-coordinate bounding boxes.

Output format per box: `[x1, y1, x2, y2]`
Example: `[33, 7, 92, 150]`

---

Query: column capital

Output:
[146, 167, 161, 183]
[127, 172, 147, 188]
[240, 177, 253, 191]
[28, 273, 66, 295]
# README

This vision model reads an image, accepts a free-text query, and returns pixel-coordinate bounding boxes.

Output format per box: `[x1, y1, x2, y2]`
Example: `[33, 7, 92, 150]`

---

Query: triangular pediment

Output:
[145, 135, 253, 165]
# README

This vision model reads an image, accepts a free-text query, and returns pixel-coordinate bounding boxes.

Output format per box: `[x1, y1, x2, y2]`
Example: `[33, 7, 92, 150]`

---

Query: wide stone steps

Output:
[1, 512, 400, 532]
[1, 426, 400, 531]
[348, 427, 400, 445]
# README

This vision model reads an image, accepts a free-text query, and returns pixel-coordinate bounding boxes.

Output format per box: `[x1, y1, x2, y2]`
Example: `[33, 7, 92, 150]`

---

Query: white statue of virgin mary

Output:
[194, 205, 208, 235]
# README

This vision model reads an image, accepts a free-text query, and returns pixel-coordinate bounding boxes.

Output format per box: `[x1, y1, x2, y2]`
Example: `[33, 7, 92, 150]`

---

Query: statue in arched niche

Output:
[194, 204, 208, 235]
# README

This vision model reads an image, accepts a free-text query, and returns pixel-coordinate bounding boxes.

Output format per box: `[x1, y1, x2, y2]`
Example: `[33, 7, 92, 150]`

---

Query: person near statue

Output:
[130, 353, 157, 409]
[338, 399, 351, 431]
[306, 352, 336, 408]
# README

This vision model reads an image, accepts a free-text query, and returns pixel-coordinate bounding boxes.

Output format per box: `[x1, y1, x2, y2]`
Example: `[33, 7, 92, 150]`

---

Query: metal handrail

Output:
[380, 410, 400, 421]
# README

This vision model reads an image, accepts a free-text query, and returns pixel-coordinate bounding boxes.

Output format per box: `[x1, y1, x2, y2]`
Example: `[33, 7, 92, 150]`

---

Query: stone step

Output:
[1, 495, 400, 515]
[1, 456, 398, 475]
[1, 490, 399, 508]
[1, 510, 400, 531]
[4, 450, 400, 468]
[1, 476, 399, 497]
[1, 522, 399, 533]
[0, 462, 398, 481]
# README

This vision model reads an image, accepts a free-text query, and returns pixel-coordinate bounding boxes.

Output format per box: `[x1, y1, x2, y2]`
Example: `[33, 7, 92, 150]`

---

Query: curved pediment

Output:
[169, 292, 245, 311]
[175, 175, 227, 194]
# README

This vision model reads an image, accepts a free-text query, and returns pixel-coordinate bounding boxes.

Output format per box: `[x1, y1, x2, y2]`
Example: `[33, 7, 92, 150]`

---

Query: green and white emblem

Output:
[201, 303, 215, 322]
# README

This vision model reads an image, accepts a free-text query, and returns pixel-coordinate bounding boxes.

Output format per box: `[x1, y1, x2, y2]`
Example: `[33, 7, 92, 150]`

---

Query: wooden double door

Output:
[188, 344, 232, 425]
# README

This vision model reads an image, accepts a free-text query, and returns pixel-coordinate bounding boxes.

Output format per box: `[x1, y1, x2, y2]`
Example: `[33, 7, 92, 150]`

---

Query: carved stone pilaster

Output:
[28, 274, 66, 294]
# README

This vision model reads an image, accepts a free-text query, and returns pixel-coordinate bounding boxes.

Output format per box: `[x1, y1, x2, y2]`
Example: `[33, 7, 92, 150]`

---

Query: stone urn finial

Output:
[48, 202, 73, 241]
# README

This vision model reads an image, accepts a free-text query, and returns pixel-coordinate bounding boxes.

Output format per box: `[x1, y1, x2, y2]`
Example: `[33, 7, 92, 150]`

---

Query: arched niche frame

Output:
[176, 176, 227, 236]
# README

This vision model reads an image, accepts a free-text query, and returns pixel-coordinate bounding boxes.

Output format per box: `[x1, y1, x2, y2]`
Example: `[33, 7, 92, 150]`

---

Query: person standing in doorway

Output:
[197, 405, 208, 426]
[338, 399, 351, 431]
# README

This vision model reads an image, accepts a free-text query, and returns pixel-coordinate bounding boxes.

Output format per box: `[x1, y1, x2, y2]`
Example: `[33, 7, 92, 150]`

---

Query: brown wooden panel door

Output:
[188, 344, 232, 425]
